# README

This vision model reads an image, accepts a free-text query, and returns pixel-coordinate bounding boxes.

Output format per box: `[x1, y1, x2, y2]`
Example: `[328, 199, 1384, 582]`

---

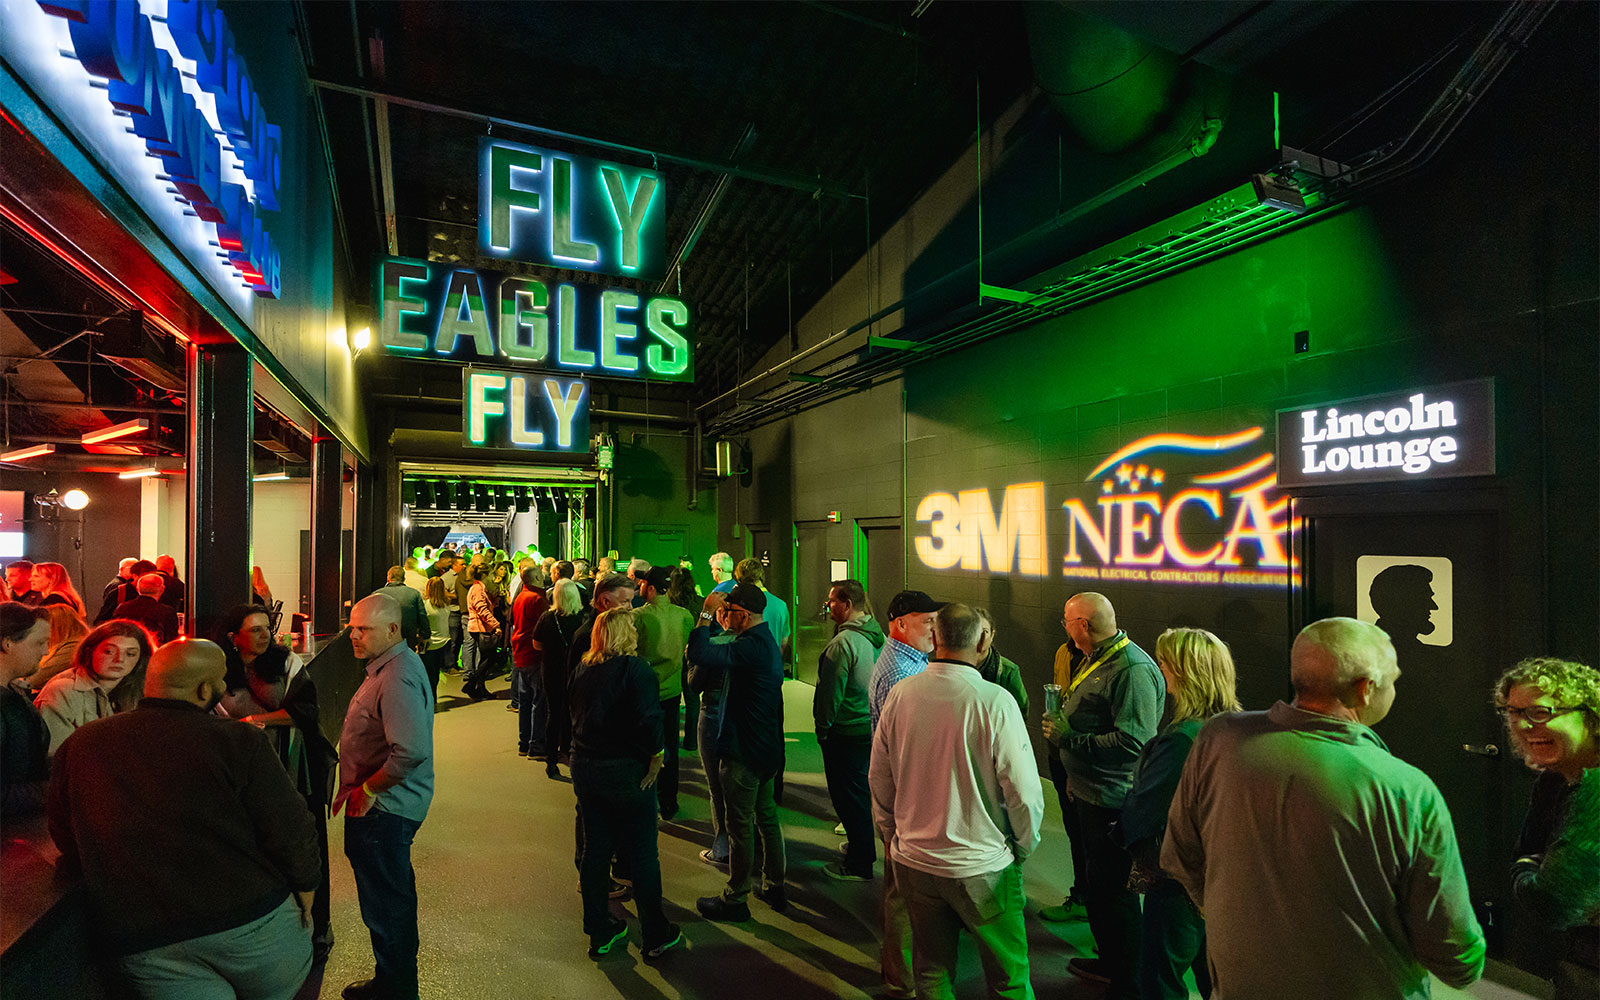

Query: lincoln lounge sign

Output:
[1277, 379, 1495, 487]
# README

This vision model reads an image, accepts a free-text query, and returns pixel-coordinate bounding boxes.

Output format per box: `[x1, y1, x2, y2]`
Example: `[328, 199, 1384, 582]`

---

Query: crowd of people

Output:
[0, 547, 1595, 1000]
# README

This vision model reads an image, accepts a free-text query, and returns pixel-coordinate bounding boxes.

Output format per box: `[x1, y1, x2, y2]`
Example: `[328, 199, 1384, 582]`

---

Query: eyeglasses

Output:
[1496, 705, 1582, 725]
[1060, 616, 1088, 629]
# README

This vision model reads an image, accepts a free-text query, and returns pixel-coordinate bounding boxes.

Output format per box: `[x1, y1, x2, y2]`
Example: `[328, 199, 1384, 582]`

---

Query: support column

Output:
[310, 435, 343, 638]
[352, 461, 380, 600]
[186, 344, 252, 639]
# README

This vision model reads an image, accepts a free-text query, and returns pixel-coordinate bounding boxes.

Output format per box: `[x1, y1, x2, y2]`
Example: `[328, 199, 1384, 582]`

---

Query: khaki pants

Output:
[896, 861, 1033, 1000]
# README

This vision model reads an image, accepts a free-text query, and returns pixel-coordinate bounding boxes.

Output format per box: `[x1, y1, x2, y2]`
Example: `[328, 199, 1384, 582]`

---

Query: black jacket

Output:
[48, 699, 321, 953]
[568, 654, 663, 763]
[113, 595, 180, 644]
[686, 621, 784, 778]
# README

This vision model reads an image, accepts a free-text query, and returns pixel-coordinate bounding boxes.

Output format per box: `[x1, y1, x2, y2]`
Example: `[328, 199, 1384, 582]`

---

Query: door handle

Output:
[1461, 743, 1500, 757]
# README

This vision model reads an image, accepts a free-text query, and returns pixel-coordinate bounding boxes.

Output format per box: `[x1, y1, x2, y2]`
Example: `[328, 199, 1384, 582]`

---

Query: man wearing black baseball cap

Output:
[685, 583, 787, 921]
[865, 588, 943, 999]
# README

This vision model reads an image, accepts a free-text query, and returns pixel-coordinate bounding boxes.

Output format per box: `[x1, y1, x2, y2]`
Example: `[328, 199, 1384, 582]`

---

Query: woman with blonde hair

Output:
[31, 604, 88, 692]
[31, 562, 85, 616]
[33, 620, 152, 755]
[568, 608, 678, 959]
[1494, 657, 1599, 999]
[1118, 627, 1241, 999]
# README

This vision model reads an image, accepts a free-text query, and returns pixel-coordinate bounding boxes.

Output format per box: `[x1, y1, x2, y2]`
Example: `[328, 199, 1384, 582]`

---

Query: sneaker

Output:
[754, 883, 788, 911]
[1039, 895, 1087, 922]
[1066, 956, 1112, 984]
[643, 923, 683, 961]
[833, 822, 847, 835]
[822, 861, 873, 882]
[547, 762, 561, 779]
[588, 919, 628, 957]
[696, 895, 751, 922]
[506, 703, 518, 712]
[698, 848, 729, 868]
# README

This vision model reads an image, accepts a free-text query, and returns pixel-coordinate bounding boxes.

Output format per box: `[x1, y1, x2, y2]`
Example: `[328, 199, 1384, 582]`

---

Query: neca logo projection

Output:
[914, 429, 1293, 588]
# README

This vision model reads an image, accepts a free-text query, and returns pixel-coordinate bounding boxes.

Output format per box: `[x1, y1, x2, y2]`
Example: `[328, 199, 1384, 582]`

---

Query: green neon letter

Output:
[486, 143, 541, 254]
[543, 379, 586, 449]
[600, 290, 641, 373]
[468, 372, 507, 444]
[498, 278, 549, 362]
[601, 167, 658, 272]
[551, 158, 599, 266]
[508, 376, 545, 448]
[377, 259, 430, 352]
[644, 297, 691, 377]
[434, 270, 496, 357]
[554, 284, 595, 369]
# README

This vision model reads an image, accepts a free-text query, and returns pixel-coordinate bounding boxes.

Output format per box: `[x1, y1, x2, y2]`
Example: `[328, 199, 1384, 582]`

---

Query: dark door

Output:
[859, 518, 904, 620]
[1298, 497, 1507, 929]
[630, 524, 687, 573]
[792, 520, 833, 685]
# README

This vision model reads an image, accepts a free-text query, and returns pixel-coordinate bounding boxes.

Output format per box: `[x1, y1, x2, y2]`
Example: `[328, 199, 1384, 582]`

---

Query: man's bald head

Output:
[350, 593, 404, 660]
[1291, 618, 1400, 724]
[1064, 592, 1117, 653]
[145, 638, 228, 706]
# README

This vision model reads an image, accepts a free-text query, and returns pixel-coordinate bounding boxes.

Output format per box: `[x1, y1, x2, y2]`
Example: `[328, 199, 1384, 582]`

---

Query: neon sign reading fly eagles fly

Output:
[35, 0, 284, 298]
[914, 428, 1296, 587]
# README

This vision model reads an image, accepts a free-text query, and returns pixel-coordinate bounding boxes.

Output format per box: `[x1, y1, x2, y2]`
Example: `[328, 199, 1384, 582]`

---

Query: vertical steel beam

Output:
[186, 343, 252, 639]
[310, 436, 344, 637]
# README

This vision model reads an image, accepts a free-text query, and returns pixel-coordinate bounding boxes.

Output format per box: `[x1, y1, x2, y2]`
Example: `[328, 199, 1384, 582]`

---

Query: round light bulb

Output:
[61, 489, 90, 511]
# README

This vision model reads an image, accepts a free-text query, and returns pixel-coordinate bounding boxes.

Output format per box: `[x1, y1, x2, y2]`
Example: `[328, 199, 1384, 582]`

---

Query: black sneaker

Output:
[754, 883, 788, 911]
[821, 861, 873, 882]
[643, 923, 682, 961]
[588, 919, 628, 958]
[1067, 956, 1112, 984]
[695, 895, 751, 922]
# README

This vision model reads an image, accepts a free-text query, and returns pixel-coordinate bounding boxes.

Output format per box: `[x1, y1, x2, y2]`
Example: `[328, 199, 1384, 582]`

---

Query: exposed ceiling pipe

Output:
[655, 124, 759, 296]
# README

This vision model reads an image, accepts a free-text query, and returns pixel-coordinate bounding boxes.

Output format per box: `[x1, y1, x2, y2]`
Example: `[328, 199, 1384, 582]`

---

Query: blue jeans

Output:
[1139, 877, 1211, 999]
[572, 757, 672, 947]
[698, 705, 728, 860]
[117, 896, 309, 1000]
[344, 810, 422, 1000]
[517, 669, 546, 754]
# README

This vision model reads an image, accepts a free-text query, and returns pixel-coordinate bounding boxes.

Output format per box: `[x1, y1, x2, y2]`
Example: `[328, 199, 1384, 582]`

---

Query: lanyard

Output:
[1067, 635, 1130, 696]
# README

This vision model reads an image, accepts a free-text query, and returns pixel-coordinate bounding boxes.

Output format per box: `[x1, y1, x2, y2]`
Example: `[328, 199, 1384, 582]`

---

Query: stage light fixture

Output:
[118, 467, 162, 480]
[81, 418, 151, 445]
[61, 489, 90, 509]
[1, 443, 55, 462]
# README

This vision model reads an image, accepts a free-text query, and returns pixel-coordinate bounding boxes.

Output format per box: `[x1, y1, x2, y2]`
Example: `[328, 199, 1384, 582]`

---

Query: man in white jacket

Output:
[870, 603, 1045, 1000]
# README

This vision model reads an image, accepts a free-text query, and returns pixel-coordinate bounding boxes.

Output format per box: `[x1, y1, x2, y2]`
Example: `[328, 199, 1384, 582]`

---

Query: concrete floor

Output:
[299, 672, 1539, 1000]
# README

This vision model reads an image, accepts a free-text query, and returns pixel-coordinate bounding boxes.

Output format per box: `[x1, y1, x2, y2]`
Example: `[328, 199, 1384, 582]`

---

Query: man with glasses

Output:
[1164, 617, 1485, 999]
[335, 594, 435, 1000]
[688, 584, 786, 921]
[1041, 592, 1163, 996]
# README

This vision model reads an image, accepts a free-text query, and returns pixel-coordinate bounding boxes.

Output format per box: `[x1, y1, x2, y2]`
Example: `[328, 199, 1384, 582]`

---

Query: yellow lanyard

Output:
[1067, 635, 1130, 696]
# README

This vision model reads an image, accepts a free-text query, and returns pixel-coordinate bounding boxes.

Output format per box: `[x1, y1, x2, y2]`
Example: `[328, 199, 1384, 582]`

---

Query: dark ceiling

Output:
[300, 0, 1035, 401]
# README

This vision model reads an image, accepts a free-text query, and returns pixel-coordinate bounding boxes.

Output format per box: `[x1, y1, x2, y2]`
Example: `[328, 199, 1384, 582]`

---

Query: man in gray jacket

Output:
[1041, 592, 1164, 996]
[814, 579, 885, 881]
[1163, 618, 1485, 999]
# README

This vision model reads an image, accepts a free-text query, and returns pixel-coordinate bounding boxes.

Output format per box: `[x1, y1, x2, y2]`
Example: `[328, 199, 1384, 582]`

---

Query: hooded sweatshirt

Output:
[814, 615, 886, 739]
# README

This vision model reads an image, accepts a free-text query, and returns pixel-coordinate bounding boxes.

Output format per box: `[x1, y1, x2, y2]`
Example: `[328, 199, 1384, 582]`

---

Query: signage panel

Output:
[913, 427, 1295, 588]
[11, 0, 285, 298]
[375, 256, 692, 382]
[1277, 379, 1495, 487]
[479, 137, 665, 281]
[461, 366, 590, 454]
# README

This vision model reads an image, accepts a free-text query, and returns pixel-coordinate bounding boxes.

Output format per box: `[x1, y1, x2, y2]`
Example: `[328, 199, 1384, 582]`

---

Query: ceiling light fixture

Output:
[254, 472, 291, 482]
[117, 467, 162, 479]
[81, 417, 152, 445]
[1, 443, 55, 462]
[60, 489, 90, 510]
[350, 326, 372, 358]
